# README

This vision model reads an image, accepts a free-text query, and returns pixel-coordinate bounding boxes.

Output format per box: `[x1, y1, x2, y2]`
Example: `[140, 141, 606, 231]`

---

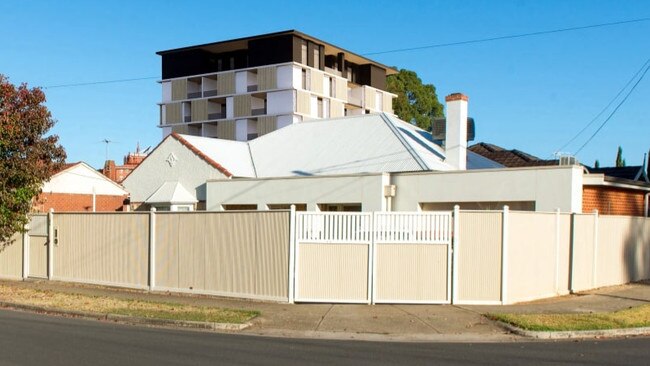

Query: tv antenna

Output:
[100, 139, 119, 161]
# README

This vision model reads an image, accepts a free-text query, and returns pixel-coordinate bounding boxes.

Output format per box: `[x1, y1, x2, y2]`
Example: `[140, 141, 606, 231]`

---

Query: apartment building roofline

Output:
[156, 29, 398, 75]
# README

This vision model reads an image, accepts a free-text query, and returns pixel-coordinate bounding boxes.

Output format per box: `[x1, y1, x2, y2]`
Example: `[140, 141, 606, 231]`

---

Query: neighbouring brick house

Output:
[33, 162, 130, 213]
[101, 144, 148, 183]
[470, 143, 650, 216]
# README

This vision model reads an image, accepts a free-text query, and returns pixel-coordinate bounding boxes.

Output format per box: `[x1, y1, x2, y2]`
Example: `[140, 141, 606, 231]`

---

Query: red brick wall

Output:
[34, 193, 127, 212]
[582, 186, 647, 216]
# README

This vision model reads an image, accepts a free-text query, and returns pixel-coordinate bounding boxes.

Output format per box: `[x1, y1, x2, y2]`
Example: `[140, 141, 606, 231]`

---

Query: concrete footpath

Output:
[1, 279, 649, 342]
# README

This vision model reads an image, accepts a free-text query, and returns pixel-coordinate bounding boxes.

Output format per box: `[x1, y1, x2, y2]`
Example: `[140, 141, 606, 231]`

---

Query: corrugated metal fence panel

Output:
[457, 212, 502, 303]
[29, 236, 47, 278]
[0, 233, 23, 279]
[375, 244, 447, 302]
[297, 243, 368, 302]
[596, 216, 650, 287]
[507, 212, 558, 303]
[54, 213, 149, 288]
[571, 214, 596, 292]
[155, 212, 289, 301]
[29, 215, 48, 236]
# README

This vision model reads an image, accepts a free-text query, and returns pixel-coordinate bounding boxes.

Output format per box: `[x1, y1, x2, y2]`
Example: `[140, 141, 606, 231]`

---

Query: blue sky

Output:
[1, 0, 648, 168]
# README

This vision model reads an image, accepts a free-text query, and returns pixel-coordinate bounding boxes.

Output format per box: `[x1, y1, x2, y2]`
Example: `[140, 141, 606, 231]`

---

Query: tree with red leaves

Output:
[1, 75, 66, 248]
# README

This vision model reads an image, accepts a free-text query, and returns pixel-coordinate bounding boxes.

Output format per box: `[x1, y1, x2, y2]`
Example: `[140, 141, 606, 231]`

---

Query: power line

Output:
[363, 17, 650, 56]
[37, 17, 650, 89]
[42, 76, 157, 89]
[574, 59, 650, 155]
[557, 58, 650, 152]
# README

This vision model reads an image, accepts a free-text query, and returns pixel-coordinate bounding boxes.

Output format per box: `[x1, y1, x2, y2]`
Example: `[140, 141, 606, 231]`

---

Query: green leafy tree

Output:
[1, 75, 66, 247]
[387, 68, 444, 130]
[594, 159, 600, 168]
[615, 146, 626, 167]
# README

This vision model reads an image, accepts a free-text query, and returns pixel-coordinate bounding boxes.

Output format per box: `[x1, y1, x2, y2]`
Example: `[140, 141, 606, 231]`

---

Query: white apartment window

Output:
[376, 91, 383, 111]
[301, 41, 307, 65]
[301, 68, 310, 90]
[323, 99, 330, 118]
[313, 47, 320, 69]
[317, 98, 323, 118]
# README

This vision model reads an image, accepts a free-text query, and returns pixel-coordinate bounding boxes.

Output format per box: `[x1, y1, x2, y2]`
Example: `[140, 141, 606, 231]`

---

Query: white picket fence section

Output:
[374, 212, 452, 243]
[296, 212, 373, 243]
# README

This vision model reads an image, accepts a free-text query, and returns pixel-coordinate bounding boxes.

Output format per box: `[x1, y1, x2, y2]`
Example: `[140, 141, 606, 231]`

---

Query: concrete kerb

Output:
[496, 321, 650, 340]
[0, 301, 252, 332]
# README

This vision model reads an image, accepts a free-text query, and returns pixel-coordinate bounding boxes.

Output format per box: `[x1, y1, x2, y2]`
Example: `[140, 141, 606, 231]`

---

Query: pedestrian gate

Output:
[294, 211, 452, 304]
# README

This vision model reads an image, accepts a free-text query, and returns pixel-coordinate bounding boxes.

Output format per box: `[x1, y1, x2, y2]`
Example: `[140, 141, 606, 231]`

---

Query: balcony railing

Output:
[208, 112, 226, 120]
[251, 108, 266, 116]
[184, 116, 191, 122]
[203, 89, 219, 97]
[247, 85, 258, 92]
[187, 91, 202, 99]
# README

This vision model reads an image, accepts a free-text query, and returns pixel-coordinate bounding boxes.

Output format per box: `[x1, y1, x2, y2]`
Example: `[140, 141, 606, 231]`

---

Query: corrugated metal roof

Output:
[175, 113, 501, 178]
[145, 181, 198, 204]
[178, 134, 256, 177]
[249, 114, 452, 177]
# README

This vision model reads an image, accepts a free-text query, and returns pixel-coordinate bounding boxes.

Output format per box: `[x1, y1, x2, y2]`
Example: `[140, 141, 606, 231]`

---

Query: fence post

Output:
[47, 209, 54, 280]
[452, 205, 460, 304]
[367, 212, 374, 305]
[592, 209, 599, 288]
[22, 222, 30, 279]
[555, 208, 561, 294]
[288, 205, 296, 304]
[501, 205, 509, 305]
[149, 208, 156, 292]
[568, 213, 576, 293]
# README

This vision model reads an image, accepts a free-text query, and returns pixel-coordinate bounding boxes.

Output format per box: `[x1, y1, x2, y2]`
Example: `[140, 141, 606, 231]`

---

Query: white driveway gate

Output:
[293, 211, 452, 304]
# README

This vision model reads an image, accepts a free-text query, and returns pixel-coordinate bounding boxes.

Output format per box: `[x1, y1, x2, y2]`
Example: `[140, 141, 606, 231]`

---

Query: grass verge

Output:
[489, 304, 650, 331]
[0, 284, 258, 324]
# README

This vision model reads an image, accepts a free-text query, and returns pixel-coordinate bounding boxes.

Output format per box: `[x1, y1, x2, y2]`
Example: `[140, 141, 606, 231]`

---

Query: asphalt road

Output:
[0, 309, 648, 366]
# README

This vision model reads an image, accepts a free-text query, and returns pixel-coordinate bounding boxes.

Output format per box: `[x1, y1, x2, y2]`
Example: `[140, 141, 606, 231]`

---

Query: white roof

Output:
[177, 135, 256, 177]
[43, 162, 128, 195]
[145, 181, 198, 204]
[174, 113, 501, 179]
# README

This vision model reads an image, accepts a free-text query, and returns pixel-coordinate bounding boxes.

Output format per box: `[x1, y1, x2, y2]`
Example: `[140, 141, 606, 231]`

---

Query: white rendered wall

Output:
[122, 137, 227, 204]
[207, 174, 386, 212]
[43, 164, 128, 196]
[391, 166, 584, 213]
[267, 90, 295, 115]
[276, 65, 296, 89]
[226, 97, 234, 119]
[235, 119, 248, 141]
[310, 96, 318, 118]
[445, 98, 468, 170]
[235, 71, 256, 93]
[277, 114, 301, 128]
[162, 127, 172, 138]
[162, 82, 171, 102]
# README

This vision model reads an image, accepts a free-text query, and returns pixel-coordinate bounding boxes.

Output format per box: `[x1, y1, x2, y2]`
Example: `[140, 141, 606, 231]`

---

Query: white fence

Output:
[294, 211, 452, 304]
[4, 207, 649, 305]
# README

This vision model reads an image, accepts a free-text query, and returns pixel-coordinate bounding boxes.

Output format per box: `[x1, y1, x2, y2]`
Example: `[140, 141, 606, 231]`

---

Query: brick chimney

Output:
[444, 93, 469, 170]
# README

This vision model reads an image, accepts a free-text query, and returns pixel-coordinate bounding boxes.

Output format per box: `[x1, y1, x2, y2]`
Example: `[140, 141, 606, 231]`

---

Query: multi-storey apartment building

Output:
[157, 30, 397, 140]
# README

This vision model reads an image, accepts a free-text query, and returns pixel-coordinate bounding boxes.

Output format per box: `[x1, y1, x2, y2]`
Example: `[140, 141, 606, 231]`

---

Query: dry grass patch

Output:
[489, 304, 650, 331]
[0, 285, 258, 324]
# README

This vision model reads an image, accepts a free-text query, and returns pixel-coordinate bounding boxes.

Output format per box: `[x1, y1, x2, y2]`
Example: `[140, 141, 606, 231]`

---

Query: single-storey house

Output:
[33, 162, 129, 212]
